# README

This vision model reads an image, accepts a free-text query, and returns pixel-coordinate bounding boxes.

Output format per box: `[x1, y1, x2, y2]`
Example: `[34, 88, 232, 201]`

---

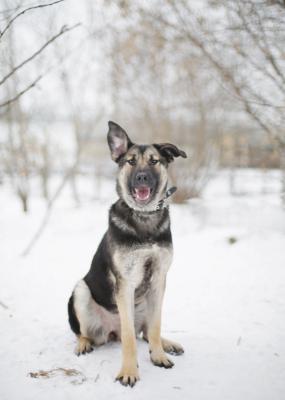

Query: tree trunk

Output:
[18, 190, 28, 213]
[229, 134, 238, 196]
[280, 144, 285, 207]
[70, 169, 80, 206]
[41, 169, 50, 201]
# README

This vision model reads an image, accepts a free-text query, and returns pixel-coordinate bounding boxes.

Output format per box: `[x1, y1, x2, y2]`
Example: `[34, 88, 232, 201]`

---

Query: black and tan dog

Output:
[68, 121, 187, 387]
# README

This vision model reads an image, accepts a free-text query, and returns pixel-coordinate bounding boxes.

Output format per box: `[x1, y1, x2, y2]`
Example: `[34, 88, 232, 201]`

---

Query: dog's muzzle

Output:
[132, 171, 154, 203]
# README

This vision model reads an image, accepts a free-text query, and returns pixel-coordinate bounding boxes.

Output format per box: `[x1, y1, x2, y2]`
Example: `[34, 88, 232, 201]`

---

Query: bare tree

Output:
[2, 25, 33, 212]
[38, 128, 51, 201]
[0, 0, 81, 212]
[110, 0, 285, 201]
[103, 1, 228, 200]
[0, 0, 80, 108]
[159, 0, 285, 200]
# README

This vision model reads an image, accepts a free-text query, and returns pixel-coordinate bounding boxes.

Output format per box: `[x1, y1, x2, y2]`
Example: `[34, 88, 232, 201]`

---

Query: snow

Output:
[0, 169, 285, 400]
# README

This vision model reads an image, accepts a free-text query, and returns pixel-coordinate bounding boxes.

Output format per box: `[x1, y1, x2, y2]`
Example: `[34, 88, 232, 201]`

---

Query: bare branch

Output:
[0, 75, 42, 108]
[21, 160, 80, 257]
[236, 1, 285, 87]
[0, 300, 8, 309]
[151, 1, 285, 144]
[0, 26, 94, 110]
[0, 23, 81, 87]
[0, 0, 64, 39]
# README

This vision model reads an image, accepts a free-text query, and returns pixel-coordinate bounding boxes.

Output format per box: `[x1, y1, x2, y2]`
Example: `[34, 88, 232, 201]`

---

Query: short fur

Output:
[68, 121, 187, 387]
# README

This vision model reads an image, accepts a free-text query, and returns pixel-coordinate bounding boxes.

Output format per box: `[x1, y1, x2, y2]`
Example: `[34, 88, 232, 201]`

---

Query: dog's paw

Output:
[75, 336, 94, 356]
[150, 350, 174, 368]
[115, 365, 140, 387]
[162, 338, 184, 356]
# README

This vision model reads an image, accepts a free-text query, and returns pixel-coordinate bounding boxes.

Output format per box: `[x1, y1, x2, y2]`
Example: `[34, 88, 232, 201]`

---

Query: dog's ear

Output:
[107, 121, 133, 162]
[153, 143, 187, 163]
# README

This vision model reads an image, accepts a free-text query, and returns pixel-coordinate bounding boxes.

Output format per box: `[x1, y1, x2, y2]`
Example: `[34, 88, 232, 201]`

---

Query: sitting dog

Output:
[68, 121, 187, 387]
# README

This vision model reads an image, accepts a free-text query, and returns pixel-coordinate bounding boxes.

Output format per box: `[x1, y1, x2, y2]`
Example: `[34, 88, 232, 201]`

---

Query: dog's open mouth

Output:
[133, 186, 152, 202]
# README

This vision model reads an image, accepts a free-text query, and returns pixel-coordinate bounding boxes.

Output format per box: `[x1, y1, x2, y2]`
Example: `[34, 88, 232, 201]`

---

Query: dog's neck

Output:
[109, 198, 171, 242]
[117, 198, 167, 218]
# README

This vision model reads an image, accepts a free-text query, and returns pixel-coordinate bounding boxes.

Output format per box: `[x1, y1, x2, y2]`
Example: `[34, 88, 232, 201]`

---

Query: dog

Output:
[68, 121, 187, 387]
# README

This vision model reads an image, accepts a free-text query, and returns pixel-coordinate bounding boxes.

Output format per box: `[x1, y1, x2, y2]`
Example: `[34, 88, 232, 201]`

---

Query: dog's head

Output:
[107, 121, 187, 211]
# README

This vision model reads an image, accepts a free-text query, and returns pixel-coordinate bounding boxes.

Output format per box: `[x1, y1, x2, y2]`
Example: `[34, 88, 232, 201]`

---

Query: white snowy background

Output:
[1, 0, 285, 398]
[1, 170, 284, 400]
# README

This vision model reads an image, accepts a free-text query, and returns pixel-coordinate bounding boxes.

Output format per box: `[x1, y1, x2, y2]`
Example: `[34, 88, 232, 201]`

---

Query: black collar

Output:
[156, 186, 177, 211]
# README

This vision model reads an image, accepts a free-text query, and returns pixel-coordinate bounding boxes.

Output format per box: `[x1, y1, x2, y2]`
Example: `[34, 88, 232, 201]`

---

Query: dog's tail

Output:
[68, 293, 81, 335]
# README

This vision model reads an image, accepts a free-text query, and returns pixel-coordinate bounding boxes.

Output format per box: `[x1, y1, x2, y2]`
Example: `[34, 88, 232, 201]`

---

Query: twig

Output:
[157, 3, 282, 144]
[20, 87, 104, 254]
[0, 27, 97, 111]
[0, 23, 81, 87]
[0, 0, 64, 39]
[21, 160, 79, 257]
[0, 300, 8, 309]
[28, 367, 85, 380]
[0, 75, 42, 108]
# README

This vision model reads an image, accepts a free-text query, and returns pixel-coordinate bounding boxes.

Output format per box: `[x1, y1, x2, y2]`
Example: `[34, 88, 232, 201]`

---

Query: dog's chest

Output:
[113, 244, 172, 290]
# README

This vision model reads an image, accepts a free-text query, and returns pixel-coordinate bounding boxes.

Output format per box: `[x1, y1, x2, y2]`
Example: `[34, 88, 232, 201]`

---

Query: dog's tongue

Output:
[135, 187, 151, 201]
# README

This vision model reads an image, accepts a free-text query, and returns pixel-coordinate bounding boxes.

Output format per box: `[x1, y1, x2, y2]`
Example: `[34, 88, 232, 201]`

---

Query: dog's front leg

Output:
[115, 283, 139, 387]
[146, 274, 174, 368]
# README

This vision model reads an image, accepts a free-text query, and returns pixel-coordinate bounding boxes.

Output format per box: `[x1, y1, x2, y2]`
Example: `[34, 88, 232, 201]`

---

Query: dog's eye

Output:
[150, 159, 159, 165]
[127, 159, 136, 166]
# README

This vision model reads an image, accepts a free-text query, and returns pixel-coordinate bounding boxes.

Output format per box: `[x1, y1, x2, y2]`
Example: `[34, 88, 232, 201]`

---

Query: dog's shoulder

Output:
[84, 233, 117, 311]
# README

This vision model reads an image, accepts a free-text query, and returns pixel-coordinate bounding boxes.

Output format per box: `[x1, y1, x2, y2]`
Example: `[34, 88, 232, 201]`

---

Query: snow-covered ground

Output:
[0, 170, 284, 400]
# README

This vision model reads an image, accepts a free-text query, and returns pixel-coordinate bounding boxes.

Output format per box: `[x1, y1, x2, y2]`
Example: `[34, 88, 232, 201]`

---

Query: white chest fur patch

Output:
[113, 244, 173, 289]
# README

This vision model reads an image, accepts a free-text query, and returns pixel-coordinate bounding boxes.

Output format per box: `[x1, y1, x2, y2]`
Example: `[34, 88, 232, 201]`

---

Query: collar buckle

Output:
[156, 186, 177, 211]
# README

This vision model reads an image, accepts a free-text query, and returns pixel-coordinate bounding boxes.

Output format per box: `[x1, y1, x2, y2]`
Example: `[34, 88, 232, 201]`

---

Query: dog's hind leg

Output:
[69, 279, 107, 355]
[160, 337, 184, 356]
[76, 336, 94, 355]
[142, 332, 184, 356]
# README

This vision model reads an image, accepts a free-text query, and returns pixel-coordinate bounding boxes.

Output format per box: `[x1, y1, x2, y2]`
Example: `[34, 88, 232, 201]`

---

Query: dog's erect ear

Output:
[153, 143, 187, 163]
[107, 121, 133, 162]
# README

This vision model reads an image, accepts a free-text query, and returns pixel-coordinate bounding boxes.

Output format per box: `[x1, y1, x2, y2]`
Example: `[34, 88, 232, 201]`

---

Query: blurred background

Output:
[1, 2, 285, 398]
[0, 0, 284, 218]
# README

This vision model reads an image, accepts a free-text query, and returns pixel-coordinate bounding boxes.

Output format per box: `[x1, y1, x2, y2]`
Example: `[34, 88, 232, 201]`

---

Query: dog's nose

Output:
[135, 172, 148, 185]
